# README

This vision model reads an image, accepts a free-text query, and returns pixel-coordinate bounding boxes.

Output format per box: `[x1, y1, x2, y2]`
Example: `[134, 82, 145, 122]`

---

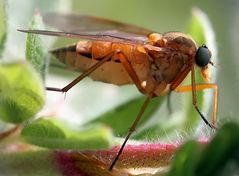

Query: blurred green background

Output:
[1, 0, 239, 136]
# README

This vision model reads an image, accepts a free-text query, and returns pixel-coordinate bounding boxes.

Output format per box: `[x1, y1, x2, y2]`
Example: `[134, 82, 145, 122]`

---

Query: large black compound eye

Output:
[195, 45, 211, 67]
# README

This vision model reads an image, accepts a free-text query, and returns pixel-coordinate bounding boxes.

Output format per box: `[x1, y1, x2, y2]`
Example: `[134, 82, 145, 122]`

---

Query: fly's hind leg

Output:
[46, 50, 116, 93]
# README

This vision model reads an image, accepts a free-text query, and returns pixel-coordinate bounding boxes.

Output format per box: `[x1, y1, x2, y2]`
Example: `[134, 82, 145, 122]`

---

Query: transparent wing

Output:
[18, 14, 157, 44]
[18, 29, 148, 45]
[43, 13, 154, 35]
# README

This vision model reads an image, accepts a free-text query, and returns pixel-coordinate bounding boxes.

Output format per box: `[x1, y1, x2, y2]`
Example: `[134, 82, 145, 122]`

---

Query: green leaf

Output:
[88, 96, 164, 137]
[0, 0, 7, 57]
[0, 62, 45, 123]
[187, 10, 206, 45]
[26, 11, 48, 80]
[195, 122, 239, 176]
[2, 1, 71, 61]
[167, 122, 239, 176]
[168, 141, 201, 176]
[21, 117, 114, 150]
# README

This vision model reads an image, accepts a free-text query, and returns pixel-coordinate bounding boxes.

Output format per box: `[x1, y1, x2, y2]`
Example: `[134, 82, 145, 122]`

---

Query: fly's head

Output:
[147, 32, 213, 82]
[195, 45, 213, 82]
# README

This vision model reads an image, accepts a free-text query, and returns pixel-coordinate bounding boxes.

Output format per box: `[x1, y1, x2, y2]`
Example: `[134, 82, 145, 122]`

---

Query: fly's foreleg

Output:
[174, 83, 218, 129]
[174, 66, 218, 129]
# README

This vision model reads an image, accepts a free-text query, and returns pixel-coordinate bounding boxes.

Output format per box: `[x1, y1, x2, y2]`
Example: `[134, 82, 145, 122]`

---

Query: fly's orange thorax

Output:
[143, 32, 198, 96]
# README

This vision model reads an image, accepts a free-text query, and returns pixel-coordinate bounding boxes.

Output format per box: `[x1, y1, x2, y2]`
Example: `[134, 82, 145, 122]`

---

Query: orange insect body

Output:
[53, 32, 202, 97]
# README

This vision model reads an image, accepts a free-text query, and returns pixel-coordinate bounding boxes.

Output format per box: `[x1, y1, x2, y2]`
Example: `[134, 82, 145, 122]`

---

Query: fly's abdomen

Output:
[51, 44, 79, 66]
[51, 41, 133, 85]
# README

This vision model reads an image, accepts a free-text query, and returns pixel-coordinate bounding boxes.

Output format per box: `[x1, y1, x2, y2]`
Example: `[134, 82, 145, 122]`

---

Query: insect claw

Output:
[63, 92, 67, 100]
[210, 124, 218, 130]
[194, 105, 217, 130]
[46, 87, 68, 100]
[46, 87, 65, 92]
